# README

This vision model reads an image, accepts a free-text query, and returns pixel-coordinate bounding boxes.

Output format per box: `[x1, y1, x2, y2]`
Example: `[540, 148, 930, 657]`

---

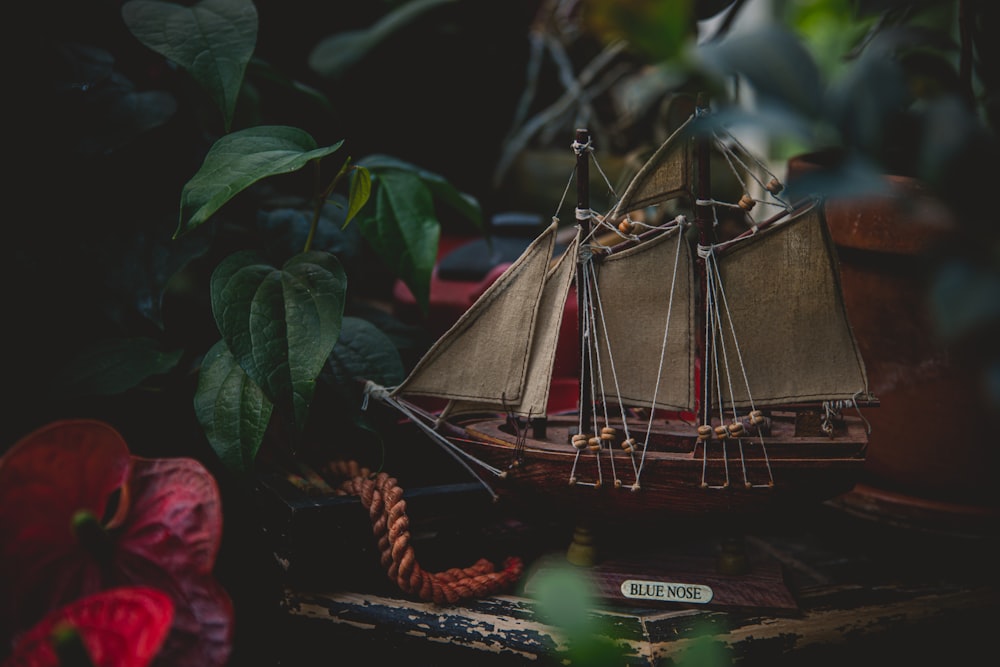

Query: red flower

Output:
[3, 586, 174, 667]
[0, 420, 233, 667]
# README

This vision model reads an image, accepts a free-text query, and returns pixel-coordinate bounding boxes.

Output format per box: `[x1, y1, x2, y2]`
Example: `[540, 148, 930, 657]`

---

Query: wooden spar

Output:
[694, 96, 714, 427]
[575, 128, 594, 433]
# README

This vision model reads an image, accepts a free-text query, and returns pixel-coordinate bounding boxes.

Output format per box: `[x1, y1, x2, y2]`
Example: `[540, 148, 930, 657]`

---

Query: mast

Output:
[575, 128, 594, 432]
[694, 95, 714, 427]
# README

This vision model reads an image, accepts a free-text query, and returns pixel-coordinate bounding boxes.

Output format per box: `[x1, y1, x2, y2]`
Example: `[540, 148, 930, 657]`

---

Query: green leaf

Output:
[177, 126, 343, 237]
[324, 317, 406, 389]
[345, 166, 371, 228]
[210, 250, 347, 430]
[359, 154, 483, 229]
[53, 338, 183, 398]
[194, 340, 273, 473]
[122, 0, 258, 131]
[308, 0, 457, 78]
[359, 170, 440, 315]
[697, 23, 824, 120]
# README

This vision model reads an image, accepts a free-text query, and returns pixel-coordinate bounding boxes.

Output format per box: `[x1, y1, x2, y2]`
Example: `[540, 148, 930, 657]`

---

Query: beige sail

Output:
[710, 201, 869, 408]
[446, 235, 579, 418]
[605, 117, 693, 224]
[592, 225, 697, 411]
[392, 222, 559, 404]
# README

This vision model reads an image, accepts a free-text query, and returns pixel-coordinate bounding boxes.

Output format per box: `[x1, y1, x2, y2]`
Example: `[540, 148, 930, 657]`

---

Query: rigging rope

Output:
[363, 382, 504, 499]
[700, 247, 775, 487]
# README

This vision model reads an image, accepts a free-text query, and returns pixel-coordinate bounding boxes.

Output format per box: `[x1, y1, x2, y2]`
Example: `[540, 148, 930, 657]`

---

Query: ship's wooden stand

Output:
[258, 468, 998, 667]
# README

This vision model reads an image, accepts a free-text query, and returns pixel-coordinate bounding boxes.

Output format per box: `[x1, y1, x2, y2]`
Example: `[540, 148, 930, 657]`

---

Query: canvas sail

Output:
[605, 117, 693, 224]
[592, 226, 697, 411]
[392, 222, 559, 404]
[710, 202, 869, 408]
[446, 235, 579, 418]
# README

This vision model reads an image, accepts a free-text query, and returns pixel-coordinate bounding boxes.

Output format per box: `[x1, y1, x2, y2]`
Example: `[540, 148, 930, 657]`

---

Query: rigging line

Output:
[708, 244, 774, 483]
[852, 389, 873, 434]
[709, 254, 746, 424]
[710, 136, 787, 228]
[713, 130, 792, 211]
[716, 126, 784, 184]
[713, 136, 754, 199]
[570, 260, 596, 482]
[585, 261, 632, 438]
[590, 147, 618, 203]
[705, 253, 731, 488]
[637, 224, 686, 479]
[375, 393, 501, 501]
[706, 258, 725, 425]
[576, 256, 591, 436]
[502, 393, 527, 464]
[700, 248, 713, 488]
[554, 165, 576, 222]
[582, 270, 606, 487]
[586, 260, 626, 482]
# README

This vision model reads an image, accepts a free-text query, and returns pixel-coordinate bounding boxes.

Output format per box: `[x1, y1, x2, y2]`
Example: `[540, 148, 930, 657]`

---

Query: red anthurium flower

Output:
[0, 420, 233, 667]
[2, 586, 174, 667]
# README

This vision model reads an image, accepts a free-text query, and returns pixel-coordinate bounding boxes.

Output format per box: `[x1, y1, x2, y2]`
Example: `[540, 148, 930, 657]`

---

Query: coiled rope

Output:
[334, 467, 524, 604]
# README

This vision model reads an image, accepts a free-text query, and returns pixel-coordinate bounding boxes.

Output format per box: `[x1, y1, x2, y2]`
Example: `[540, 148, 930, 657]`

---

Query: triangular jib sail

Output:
[390, 222, 565, 411]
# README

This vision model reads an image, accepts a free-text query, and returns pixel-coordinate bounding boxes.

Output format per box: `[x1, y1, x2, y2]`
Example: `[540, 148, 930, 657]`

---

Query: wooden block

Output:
[522, 540, 799, 614]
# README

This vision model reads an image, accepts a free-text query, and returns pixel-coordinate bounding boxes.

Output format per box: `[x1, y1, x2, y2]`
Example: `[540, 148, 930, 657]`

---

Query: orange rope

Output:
[335, 468, 523, 604]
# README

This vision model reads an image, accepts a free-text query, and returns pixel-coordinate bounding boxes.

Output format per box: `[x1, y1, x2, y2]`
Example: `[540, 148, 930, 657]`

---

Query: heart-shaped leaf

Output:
[210, 251, 347, 430]
[3, 587, 174, 667]
[177, 126, 344, 237]
[122, 0, 258, 131]
[194, 340, 274, 473]
[323, 317, 405, 390]
[359, 155, 483, 230]
[358, 169, 440, 315]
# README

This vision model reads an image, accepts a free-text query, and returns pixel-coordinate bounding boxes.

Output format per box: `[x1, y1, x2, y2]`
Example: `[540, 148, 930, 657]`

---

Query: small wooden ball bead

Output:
[766, 178, 783, 195]
[714, 425, 729, 439]
[738, 194, 755, 211]
[697, 425, 713, 441]
[618, 220, 633, 234]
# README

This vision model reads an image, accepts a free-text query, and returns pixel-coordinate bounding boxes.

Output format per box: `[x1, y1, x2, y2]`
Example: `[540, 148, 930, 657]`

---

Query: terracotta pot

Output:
[787, 151, 999, 535]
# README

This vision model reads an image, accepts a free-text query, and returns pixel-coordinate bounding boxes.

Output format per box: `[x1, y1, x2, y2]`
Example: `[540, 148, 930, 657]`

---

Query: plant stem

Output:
[305, 157, 354, 253]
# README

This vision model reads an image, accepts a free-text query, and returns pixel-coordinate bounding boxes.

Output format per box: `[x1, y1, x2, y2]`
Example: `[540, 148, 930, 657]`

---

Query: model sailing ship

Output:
[364, 101, 878, 522]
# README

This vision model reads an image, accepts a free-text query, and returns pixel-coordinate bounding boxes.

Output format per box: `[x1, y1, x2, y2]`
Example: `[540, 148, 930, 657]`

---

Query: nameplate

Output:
[620, 579, 714, 604]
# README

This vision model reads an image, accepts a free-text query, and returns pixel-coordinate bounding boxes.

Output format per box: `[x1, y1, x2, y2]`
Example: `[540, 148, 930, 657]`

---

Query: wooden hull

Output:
[436, 412, 868, 523]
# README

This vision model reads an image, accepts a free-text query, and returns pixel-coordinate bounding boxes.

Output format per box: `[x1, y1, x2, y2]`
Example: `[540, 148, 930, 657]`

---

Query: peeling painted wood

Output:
[282, 580, 996, 666]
